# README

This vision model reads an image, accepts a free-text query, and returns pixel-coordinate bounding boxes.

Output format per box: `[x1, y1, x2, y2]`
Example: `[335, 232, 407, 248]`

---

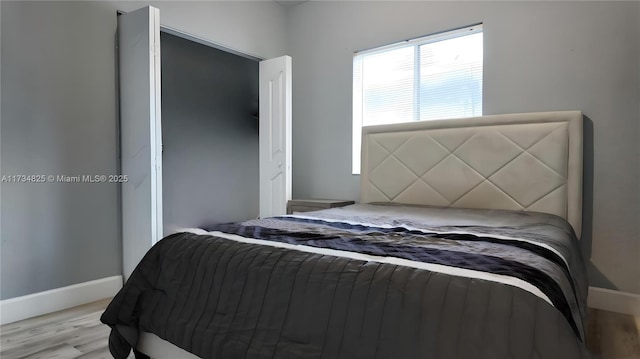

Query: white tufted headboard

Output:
[360, 111, 583, 238]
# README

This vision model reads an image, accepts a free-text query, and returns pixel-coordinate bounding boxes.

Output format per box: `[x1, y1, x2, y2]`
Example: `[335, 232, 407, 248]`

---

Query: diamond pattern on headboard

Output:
[360, 111, 583, 238]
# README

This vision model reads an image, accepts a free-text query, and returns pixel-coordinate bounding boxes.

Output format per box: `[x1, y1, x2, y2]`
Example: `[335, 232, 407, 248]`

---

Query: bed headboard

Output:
[360, 111, 583, 238]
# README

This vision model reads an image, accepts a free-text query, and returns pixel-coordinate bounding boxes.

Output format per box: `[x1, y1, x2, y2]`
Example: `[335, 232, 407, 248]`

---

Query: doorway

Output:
[118, 6, 291, 279]
[160, 32, 259, 234]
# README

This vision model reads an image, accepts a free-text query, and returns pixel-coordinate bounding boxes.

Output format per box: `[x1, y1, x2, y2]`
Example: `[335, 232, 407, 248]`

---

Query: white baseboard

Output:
[588, 286, 640, 316]
[0, 275, 123, 325]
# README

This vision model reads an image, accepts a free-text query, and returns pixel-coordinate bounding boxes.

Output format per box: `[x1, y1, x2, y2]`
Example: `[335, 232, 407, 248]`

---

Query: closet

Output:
[161, 32, 259, 234]
[118, 6, 291, 279]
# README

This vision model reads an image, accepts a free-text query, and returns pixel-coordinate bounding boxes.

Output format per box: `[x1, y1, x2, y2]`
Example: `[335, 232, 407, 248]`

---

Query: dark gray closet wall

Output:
[161, 32, 259, 234]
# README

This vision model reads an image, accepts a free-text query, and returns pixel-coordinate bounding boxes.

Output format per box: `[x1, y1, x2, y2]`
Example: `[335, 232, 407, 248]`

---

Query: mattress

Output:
[101, 204, 590, 359]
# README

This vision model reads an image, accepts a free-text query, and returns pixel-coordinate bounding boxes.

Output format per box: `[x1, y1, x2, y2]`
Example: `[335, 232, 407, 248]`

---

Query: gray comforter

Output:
[101, 204, 590, 358]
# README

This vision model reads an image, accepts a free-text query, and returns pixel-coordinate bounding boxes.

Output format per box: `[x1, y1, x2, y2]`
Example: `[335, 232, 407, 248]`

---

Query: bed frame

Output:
[136, 110, 584, 358]
[360, 110, 583, 238]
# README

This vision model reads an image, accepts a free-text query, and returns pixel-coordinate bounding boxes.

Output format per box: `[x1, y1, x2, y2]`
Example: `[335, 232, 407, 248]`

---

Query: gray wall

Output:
[287, 1, 640, 294]
[1, 0, 638, 300]
[161, 32, 258, 233]
[1, 1, 120, 300]
[0, 1, 287, 300]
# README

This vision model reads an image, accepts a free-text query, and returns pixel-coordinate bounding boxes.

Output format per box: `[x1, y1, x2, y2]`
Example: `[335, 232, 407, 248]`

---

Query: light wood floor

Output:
[1, 300, 639, 358]
[586, 308, 640, 359]
[0, 299, 132, 359]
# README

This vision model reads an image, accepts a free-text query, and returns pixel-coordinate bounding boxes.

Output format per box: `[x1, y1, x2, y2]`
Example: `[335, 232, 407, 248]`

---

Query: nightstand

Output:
[286, 199, 355, 214]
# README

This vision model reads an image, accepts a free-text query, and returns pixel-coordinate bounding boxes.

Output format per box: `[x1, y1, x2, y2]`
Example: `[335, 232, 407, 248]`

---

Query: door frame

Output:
[118, 7, 163, 281]
[117, 7, 292, 279]
[117, 10, 264, 61]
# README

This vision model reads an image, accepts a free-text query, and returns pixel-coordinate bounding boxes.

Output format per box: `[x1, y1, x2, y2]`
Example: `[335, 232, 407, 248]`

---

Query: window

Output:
[352, 24, 483, 174]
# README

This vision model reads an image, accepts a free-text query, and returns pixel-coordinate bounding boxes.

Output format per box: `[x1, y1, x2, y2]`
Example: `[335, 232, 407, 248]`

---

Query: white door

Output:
[118, 6, 163, 281]
[259, 56, 292, 218]
[118, 7, 290, 278]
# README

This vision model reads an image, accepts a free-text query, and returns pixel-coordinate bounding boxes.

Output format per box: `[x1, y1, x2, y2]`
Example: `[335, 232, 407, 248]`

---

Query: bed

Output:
[101, 111, 590, 358]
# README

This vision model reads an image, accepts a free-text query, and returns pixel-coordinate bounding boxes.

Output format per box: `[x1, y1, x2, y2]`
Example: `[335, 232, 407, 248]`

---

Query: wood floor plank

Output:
[21, 343, 83, 359]
[1, 300, 111, 359]
[1, 313, 105, 356]
[1, 299, 110, 346]
[68, 325, 111, 349]
[74, 346, 113, 359]
[2, 325, 95, 358]
[597, 310, 640, 359]
[70, 326, 113, 356]
[0, 299, 110, 335]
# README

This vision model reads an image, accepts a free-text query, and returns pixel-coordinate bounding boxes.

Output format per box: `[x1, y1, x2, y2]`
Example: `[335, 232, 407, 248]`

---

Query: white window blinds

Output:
[353, 24, 483, 174]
